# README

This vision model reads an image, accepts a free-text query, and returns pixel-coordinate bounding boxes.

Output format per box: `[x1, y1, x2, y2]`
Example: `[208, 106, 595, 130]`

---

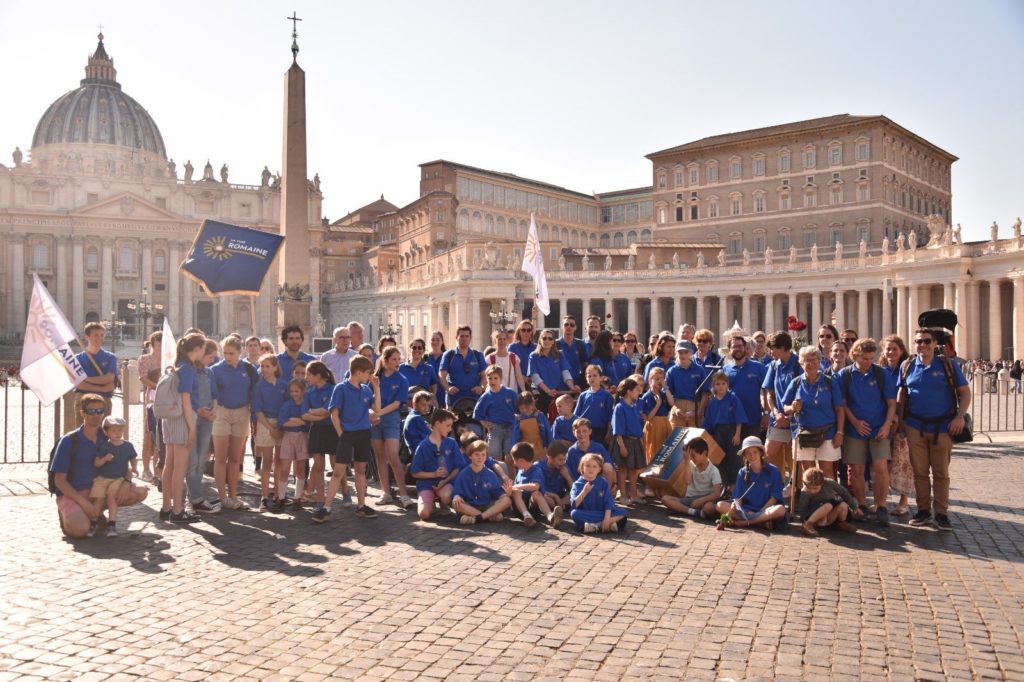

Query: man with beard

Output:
[722, 334, 769, 441]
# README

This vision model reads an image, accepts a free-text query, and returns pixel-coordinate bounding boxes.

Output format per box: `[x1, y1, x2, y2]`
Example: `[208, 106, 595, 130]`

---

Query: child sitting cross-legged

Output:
[570, 453, 628, 534]
[661, 437, 722, 520]
[715, 436, 787, 531]
[538, 440, 574, 509]
[566, 418, 616, 493]
[452, 440, 513, 525]
[410, 408, 466, 521]
[795, 466, 861, 537]
[508, 442, 564, 528]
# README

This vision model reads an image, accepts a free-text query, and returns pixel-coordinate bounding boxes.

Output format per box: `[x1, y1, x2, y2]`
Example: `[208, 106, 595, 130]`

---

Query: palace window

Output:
[706, 164, 719, 182]
[803, 231, 817, 248]
[829, 145, 842, 165]
[658, 173, 667, 189]
[857, 224, 870, 244]
[690, 205, 698, 220]
[676, 207, 684, 222]
[830, 187, 843, 205]
[674, 171, 683, 187]
[804, 190, 817, 208]
[86, 247, 99, 273]
[753, 232, 765, 253]
[856, 184, 869, 202]
[753, 156, 765, 176]
[779, 151, 791, 173]
[689, 168, 699, 185]
[708, 199, 719, 218]
[855, 141, 870, 161]
[730, 197, 741, 216]
[779, 192, 791, 210]
[727, 234, 742, 255]
[803, 147, 816, 169]
[32, 242, 49, 270]
[729, 157, 742, 179]
[778, 230, 791, 250]
[754, 195, 765, 213]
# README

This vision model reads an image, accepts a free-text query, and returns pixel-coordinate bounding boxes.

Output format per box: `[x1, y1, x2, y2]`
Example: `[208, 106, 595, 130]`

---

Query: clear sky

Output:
[2, 0, 1022, 242]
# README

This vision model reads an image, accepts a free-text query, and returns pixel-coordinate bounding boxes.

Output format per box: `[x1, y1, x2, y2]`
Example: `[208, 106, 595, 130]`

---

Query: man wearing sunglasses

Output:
[556, 316, 586, 391]
[51, 394, 149, 538]
[439, 326, 486, 407]
[897, 328, 971, 531]
[320, 326, 358, 380]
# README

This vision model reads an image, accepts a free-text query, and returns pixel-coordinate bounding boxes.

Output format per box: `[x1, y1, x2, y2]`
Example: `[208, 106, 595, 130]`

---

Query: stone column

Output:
[100, 238, 113, 322]
[168, 242, 181, 330]
[967, 281, 981, 359]
[896, 286, 908, 343]
[857, 289, 869, 338]
[605, 297, 614, 330]
[218, 294, 233, 336]
[943, 282, 955, 312]
[989, 280, 1003, 361]
[56, 237, 69, 315]
[741, 294, 752, 332]
[695, 295, 705, 331]
[787, 292, 797, 324]
[717, 295, 728, 341]
[582, 297, 591, 324]
[9, 235, 25, 332]
[772, 294, 784, 331]
[181, 247, 194, 330]
[910, 284, 926, 341]
[881, 287, 892, 338]
[650, 297, 662, 336]
[811, 291, 821, 335]
[71, 236, 84, 328]
[835, 291, 846, 331]
[1013, 276, 1024, 358]
[141, 240, 153, 297]
[673, 296, 683, 334]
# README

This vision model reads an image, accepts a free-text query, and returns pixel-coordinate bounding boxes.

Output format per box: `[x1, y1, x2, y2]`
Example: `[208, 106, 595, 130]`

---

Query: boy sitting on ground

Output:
[508, 442, 564, 528]
[452, 440, 512, 525]
[795, 466, 861, 536]
[661, 438, 721, 520]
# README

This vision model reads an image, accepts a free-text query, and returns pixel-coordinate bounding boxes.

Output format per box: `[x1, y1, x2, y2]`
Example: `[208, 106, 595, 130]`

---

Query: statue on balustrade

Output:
[184, 160, 194, 182]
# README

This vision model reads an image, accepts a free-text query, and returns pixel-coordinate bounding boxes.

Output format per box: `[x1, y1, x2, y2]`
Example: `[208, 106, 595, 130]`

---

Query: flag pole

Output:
[249, 296, 258, 337]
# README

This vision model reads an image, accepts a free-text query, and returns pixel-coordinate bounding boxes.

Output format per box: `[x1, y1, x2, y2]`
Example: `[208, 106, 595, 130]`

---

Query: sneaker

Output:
[220, 497, 239, 510]
[356, 505, 378, 519]
[488, 513, 504, 523]
[801, 521, 819, 537]
[340, 492, 353, 507]
[909, 510, 934, 527]
[193, 500, 221, 515]
[259, 497, 271, 512]
[86, 520, 98, 538]
[836, 520, 858, 533]
[312, 506, 330, 524]
[399, 494, 415, 510]
[875, 507, 890, 528]
[231, 497, 250, 511]
[106, 522, 118, 537]
[292, 497, 305, 509]
[459, 514, 476, 526]
[170, 510, 200, 524]
[158, 508, 172, 522]
[375, 494, 395, 506]
[549, 506, 564, 527]
[523, 514, 537, 528]
[934, 513, 952, 531]
[271, 497, 287, 512]
[583, 522, 600, 534]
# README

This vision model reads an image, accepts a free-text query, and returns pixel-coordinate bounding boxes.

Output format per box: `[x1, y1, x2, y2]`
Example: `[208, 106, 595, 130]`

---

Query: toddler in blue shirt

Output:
[508, 442, 564, 528]
[88, 416, 137, 537]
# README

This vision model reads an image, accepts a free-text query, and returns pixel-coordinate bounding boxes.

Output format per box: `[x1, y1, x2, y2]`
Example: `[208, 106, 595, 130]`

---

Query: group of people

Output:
[49, 313, 971, 540]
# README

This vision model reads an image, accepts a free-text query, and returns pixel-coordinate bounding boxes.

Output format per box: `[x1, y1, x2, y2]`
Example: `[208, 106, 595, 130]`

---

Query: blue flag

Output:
[181, 220, 284, 296]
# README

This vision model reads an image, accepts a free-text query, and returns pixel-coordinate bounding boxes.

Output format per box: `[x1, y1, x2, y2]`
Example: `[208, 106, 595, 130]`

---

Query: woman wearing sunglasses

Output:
[486, 329, 526, 392]
[622, 333, 643, 373]
[508, 320, 537, 372]
[399, 338, 439, 398]
[528, 331, 576, 416]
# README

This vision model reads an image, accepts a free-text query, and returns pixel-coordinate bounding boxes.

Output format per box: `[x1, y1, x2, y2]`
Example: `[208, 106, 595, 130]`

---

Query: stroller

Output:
[450, 396, 486, 442]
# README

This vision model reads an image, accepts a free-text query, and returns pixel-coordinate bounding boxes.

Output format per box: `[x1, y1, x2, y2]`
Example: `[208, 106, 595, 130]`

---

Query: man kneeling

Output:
[51, 394, 148, 539]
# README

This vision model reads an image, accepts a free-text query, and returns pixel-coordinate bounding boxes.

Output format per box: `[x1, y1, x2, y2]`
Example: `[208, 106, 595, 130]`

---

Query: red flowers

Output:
[787, 315, 807, 332]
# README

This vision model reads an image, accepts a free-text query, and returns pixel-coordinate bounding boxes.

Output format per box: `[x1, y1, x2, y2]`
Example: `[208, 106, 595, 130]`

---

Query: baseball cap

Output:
[675, 340, 696, 353]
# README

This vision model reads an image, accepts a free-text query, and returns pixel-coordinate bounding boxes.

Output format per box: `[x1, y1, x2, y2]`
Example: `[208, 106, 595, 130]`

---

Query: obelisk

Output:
[277, 12, 311, 346]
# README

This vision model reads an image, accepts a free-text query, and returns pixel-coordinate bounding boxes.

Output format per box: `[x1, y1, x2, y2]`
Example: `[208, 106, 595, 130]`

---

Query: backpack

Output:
[243, 361, 259, 403]
[152, 368, 183, 419]
[841, 365, 887, 407]
[47, 431, 79, 495]
[900, 355, 971, 442]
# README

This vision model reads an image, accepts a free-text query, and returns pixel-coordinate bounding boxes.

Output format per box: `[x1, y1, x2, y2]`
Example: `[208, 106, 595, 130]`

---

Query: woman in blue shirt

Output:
[399, 338, 439, 396]
[782, 346, 845, 483]
[373, 347, 413, 509]
[528, 331, 576, 417]
[507, 319, 537, 372]
[426, 331, 447, 407]
[160, 333, 207, 524]
[302, 361, 337, 505]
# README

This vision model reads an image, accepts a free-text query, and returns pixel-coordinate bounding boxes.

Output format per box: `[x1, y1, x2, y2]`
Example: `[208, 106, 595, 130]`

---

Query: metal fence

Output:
[970, 375, 1023, 440]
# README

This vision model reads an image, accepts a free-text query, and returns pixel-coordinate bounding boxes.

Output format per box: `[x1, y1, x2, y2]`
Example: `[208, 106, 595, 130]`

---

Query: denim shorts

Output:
[487, 423, 513, 459]
[371, 421, 401, 441]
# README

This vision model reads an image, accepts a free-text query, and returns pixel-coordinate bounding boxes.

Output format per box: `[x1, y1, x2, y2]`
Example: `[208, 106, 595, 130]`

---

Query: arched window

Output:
[484, 215, 494, 234]
[32, 242, 49, 270]
[86, 247, 99, 273]
[613, 232, 624, 247]
[119, 246, 134, 272]
[560, 227, 569, 244]
[640, 229, 652, 243]
[571, 230, 579, 247]
[626, 231, 638, 245]
[589, 233, 597, 247]
[154, 250, 166, 274]
[541, 224, 549, 240]
[471, 212, 482, 232]
[457, 210, 470, 230]
[600, 234, 611, 247]
[496, 216, 506, 236]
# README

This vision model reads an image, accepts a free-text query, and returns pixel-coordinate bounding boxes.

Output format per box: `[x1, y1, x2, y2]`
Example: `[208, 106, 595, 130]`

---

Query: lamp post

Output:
[377, 323, 402, 339]
[106, 309, 126, 352]
[127, 287, 164, 337]
[489, 299, 519, 332]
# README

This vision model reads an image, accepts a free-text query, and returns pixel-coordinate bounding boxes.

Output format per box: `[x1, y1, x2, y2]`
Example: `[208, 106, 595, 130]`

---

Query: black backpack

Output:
[244, 361, 259, 403]
[841, 365, 887, 406]
[47, 431, 79, 495]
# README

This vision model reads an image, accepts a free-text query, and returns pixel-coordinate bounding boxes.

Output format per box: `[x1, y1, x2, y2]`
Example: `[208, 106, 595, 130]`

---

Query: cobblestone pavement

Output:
[1, 441, 1022, 681]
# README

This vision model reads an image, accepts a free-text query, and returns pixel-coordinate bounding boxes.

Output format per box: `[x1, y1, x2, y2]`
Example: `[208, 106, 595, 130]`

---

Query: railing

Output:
[970, 375, 1024, 439]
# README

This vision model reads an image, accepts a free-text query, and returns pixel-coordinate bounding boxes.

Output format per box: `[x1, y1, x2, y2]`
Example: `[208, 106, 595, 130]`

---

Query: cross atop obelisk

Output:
[287, 11, 302, 63]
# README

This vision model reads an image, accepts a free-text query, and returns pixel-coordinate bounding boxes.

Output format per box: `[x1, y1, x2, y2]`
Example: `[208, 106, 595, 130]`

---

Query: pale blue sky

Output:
[2, 0, 1022, 242]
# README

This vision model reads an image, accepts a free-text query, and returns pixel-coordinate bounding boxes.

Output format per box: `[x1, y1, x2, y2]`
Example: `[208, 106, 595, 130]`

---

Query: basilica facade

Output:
[0, 35, 324, 348]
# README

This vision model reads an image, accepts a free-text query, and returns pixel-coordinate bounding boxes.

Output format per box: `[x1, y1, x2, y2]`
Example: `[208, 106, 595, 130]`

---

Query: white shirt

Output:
[320, 347, 358, 380]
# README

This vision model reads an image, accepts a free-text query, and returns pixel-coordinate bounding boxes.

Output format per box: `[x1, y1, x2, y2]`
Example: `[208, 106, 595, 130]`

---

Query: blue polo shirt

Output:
[472, 387, 518, 425]
[528, 351, 571, 391]
[540, 460, 570, 496]
[175, 361, 200, 412]
[666, 361, 708, 402]
[451, 465, 506, 507]
[410, 436, 467, 491]
[762, 353, 803, 424]
[898, 356, 968, 433]
[210, 360, 253, 409]
[377, 370, 410, 427]
[566, 440, 612, 477]
[74, 348, 119, 397]
[639, 389, 670, 417]
[612, 400, 643, 438]
[781, 373, 844, 439]
[277, 350, 316, 381]
[570, 475, 616, 513]
[694, 349, 722, 369]
[557, 337, 587, 382]
[302, 382, 335, 426]
[426, 353, 446, 406]
[514, 460, 545, 492]
[733, 463, 784, 514]
[252, 378, 288, 419]
[440, 348, 485, 404]
[403, 412, 431, 455]
[702, 392, 748, 429]
[398, 361, 438, 393]
[95, 441, 136, 478]
[642, 357, 674, 383]
[573, 388, 613, 430]
[508, 341, 536, 371]
[723, 359, 767, 427]
[839, 364, 896, 439]
[552, 416, 575, 442]
[277, 399, 308, 432]
[49, 426, 107, 495]
[328, 380, 374, 431]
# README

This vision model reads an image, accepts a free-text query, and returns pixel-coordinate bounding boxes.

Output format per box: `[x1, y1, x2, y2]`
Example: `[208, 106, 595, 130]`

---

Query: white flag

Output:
[520, 213, 550, 316]
[19, 275, 87, 406]
[160, 317, 177, 373]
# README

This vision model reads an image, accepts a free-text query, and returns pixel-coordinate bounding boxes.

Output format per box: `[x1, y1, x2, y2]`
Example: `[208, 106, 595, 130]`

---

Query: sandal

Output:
[716, 513, 733, 531]
[801, 521, 819, 537]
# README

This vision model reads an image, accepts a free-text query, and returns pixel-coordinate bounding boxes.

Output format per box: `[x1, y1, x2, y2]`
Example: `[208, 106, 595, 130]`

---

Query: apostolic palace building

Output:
[1, 36, 1022, 360]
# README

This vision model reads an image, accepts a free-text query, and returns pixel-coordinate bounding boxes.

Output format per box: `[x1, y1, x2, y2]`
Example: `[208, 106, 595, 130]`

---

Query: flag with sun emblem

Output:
[181, 219, 284, 295]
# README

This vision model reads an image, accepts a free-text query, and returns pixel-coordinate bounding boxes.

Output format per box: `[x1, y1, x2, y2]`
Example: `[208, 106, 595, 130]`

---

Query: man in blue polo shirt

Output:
[73, 322, 119, 424]
[439, 325, 485, 408]
[51, 393, 148, 538]
[722, 334, 768, 440]
[557, 316, 587, 389]
[898, 327, 971, 531]
[277, 325, 315, 380]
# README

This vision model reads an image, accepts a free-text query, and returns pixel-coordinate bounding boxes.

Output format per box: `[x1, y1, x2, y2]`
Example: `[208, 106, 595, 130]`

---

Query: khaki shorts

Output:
[89, 476, 125, 499]
[254, 419, 279, 448]
[842, 436, 891, 464]
[212, 406, 251, 438]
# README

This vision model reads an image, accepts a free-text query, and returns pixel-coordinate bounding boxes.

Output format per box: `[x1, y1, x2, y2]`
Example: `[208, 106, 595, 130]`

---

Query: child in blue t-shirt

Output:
[410, 408, 466, 521]
[715, 436, 787, 530]
[403, 390, 433, 457]
[574, 365, 614, 444]
[552, 394, 577, 444]
[89, 416, 137, 537]
[508, 442, 564, 528]
[570, 453, 628, 533]
[539, 440, 574, 508]
[451, 440, 512, 525]
[472, 366, 519, 470]
[702, 371, 748, 491]
[639, 366, 673, 465]
[277, 379, 311, 506]
[566, 418, 616, 492]
[612, 377, 645, 504]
